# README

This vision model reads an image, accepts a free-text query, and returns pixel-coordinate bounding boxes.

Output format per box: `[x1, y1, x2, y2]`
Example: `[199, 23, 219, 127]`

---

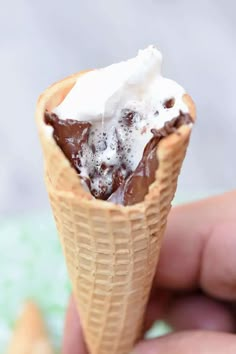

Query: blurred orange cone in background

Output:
[7, 301, 54, 354]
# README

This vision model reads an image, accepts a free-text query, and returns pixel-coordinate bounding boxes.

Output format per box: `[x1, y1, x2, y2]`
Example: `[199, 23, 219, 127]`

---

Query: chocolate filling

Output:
[45, 110, 192, 206]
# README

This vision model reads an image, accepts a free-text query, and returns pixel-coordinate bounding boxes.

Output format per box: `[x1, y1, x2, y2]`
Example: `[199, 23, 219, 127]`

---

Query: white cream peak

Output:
[52, 45, 189, 196]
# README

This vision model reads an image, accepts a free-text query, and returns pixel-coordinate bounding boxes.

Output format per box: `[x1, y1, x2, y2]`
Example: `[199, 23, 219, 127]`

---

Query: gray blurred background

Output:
[0, 0, 235, 217]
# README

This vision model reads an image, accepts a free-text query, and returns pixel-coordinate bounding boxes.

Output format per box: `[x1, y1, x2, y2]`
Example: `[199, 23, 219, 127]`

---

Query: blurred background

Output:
[0, 0, 235, 352]
[1, 0, 236, 217]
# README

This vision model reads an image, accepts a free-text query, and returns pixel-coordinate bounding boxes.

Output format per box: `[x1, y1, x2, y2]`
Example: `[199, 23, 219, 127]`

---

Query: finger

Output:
[144, 291, 235, 333]
[155, 191, 236, 299]
[132, 331, 236, 354]
[165, 294, 235, 332]
[200, 221, 236, 300]
[62, 297, 88, 354]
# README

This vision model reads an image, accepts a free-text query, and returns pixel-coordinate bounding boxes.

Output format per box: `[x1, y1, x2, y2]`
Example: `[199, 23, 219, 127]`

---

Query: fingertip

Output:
[200, 221, 236, 300]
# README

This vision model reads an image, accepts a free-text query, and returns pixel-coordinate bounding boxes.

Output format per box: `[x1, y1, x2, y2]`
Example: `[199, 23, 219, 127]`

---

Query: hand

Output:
[63, 191, 236, 354]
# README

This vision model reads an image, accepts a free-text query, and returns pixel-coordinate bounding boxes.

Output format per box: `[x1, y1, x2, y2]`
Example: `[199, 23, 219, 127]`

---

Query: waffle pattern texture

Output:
[36, 72, 195, 354]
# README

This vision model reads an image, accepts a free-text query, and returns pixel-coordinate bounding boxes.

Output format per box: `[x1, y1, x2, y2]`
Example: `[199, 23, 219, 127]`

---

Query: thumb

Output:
[131, 331, 236, 354]
[63, 297, 88, 354]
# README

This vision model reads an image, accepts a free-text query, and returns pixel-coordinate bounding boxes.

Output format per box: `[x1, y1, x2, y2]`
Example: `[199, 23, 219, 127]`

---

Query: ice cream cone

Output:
[7, 301, 54, 354]
[36, 72, 196, 354]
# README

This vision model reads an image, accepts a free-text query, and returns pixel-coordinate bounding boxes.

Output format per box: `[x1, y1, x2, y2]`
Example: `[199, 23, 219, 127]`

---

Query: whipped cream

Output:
[53, 46, 189, 197]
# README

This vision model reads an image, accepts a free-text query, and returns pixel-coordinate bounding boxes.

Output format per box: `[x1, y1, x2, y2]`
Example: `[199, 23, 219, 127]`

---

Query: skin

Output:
[63, 190, 236, 354]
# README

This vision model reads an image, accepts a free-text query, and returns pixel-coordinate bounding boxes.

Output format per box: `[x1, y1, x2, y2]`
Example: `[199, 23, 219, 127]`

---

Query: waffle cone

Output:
[7, 301, 54, 354]
[36, 72, 196, 354]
